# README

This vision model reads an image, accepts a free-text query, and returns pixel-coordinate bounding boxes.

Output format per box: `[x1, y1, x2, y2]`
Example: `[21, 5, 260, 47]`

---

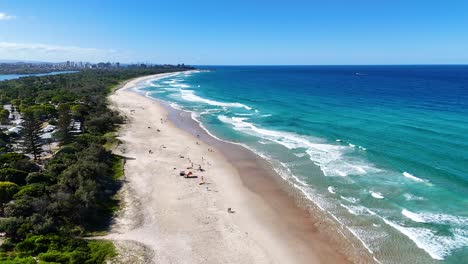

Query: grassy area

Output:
[0, 236, 116, 264]
[112, 155, 124, 180]
[103, 132, 120, 151]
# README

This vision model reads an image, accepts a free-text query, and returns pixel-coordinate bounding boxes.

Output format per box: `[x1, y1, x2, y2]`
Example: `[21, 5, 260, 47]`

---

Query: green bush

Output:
[87, 240, 116, 263]
[13, 184, 47, 199]
[0, 181, 19, 205]
[0, 169, 28, 185]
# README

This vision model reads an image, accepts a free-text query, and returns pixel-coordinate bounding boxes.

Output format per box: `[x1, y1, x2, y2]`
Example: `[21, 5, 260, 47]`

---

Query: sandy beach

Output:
[106, 72, 371, 264]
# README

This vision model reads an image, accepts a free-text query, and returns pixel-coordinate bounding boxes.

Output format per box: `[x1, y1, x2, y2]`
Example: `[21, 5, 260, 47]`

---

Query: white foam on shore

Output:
[343, 225, 375, 254]
[402, 209, 426, 223]
[166, 103, 381, 262]
[370, 191, 384, 199]
[340, 196, 359, 203]
[217, 115, 381, 177]
[402, 210, 468, 226]
[340, 204, 374, 217]
[403, 172, 428, 183]
[180, 90, 252, 110]
[138, 71, 416, 262]
[381, 217, 468, 260]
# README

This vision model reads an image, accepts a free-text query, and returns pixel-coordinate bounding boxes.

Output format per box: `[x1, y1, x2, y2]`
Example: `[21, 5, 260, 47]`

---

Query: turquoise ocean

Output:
[135, 66, 468, 263]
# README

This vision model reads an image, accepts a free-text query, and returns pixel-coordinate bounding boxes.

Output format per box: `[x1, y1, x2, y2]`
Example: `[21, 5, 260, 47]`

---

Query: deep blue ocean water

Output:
[136, 66, 468, 263]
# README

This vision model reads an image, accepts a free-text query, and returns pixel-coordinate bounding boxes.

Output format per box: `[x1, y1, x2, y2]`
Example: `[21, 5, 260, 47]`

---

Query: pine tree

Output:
[57, 104, 72, 144]
[20, 109, 43, 160]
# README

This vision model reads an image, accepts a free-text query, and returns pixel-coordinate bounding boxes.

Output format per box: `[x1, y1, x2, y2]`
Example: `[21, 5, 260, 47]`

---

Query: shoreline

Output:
[108, 72, 374, 263]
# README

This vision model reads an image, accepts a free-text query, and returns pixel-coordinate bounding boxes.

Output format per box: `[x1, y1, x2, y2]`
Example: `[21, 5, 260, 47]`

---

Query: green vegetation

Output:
[0, 235, 116, 263]
[0, 66, 191, 263]
[102, 132, 119, 151]
[111, 155, 124, 180]
[19, 109, 43, 160]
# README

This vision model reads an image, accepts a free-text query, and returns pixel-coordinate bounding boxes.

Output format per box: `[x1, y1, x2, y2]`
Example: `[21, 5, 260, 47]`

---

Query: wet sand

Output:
[107, 72, 373, 263]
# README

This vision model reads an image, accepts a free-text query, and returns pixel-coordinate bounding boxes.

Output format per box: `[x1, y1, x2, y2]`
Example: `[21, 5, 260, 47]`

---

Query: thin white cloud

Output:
[0, 12, 15, 20]
[0, 42, 121, 62]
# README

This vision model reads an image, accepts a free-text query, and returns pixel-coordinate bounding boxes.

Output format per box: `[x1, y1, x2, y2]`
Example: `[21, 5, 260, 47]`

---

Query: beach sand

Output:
[106, 72, 371, 263]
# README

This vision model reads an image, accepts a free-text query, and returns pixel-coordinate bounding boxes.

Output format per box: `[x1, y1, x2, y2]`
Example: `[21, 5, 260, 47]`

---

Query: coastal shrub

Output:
[0, 67, 191, 263]
[0, 255, 36, 264]
[86, 113, 121, 134]
[77, 133, 106, 146]
[0, 182, 19, 206]
[25, 172, 52, 184]
[0, 218, 23, 240]
[13, 184, 47, 199]
[11, 235, 115, 264]
[112, 155, 124, 180]
[0, 169, 28, 185]
[103, 132, 119, 150]
[3, 196, 35, 218]
[0, 153, 26, 168]
[0, 153, 39, 173]
[87, 240, 117, 263]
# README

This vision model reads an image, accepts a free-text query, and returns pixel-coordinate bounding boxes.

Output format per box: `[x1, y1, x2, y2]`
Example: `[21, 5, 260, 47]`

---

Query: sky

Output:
[1, 0, 468, 65]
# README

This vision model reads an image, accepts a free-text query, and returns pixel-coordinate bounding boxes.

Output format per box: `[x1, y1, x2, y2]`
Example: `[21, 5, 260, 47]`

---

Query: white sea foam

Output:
[370, 191, 384, 199]
[340, 204, 373, 217]
[403, 193, 426, 201]
[169, 83, 190, 88]
[293, 152, 306, 158]
[402, 210, 468, 226]
[340, 204, 360, 215]
[180, 90, 252, 110]
[381, 217, 468, 260]
[199, 109, 221, 116]
[403, 172, 428, 183]
[340, 196, 359, 203]
[169, 102, 182, 110]
[217, 115, 381, 177]
[193, 109, 380, 263]
[402, 209, 426, 223]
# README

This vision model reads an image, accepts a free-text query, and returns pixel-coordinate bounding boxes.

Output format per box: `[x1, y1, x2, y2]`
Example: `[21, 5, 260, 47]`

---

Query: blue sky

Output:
[1, 0, 468, 64]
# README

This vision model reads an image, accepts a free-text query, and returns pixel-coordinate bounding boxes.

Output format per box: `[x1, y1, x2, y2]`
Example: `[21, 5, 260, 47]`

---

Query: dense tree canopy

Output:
[0, 66, 191, 263]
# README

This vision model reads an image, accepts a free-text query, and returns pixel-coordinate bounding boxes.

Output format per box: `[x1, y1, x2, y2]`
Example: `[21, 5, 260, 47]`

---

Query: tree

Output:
[0, 168, 28, 185]
[0, 181, 19, 214]
[71, 104, 87, 132]
[0, 108, 10, 124]
[20, 109, 43, 160]
[57, 104, 72, 144]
